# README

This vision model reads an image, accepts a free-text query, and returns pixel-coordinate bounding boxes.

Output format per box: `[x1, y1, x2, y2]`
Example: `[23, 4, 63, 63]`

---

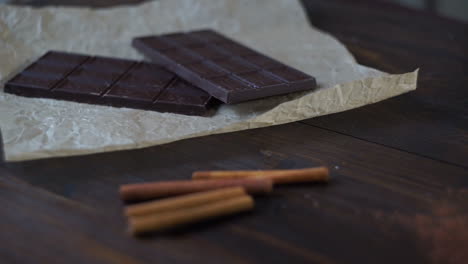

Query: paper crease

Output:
[0, 0, 417, 161]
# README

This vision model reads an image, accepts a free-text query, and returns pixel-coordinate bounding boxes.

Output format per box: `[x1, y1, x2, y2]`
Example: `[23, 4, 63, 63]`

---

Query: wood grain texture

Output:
[5, 122, 468, 263]
[2, 0, 468, 263]
[300, 0, 468, 167]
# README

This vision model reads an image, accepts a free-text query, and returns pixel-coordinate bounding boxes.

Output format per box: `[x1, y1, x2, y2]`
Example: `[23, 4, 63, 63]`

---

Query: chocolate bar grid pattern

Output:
[4, 51, 215, 115]
[133, 30, 316, 104]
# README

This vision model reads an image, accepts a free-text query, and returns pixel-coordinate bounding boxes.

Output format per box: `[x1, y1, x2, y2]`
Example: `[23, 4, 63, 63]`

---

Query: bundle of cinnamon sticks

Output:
[120, 166, 329, 235]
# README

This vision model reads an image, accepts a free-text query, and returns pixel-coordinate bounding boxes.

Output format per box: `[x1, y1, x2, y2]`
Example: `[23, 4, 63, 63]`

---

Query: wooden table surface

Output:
[2, 0, 467, 263]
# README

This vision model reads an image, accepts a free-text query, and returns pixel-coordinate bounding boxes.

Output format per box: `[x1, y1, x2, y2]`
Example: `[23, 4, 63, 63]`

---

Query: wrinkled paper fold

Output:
[0, 0, 417, 161]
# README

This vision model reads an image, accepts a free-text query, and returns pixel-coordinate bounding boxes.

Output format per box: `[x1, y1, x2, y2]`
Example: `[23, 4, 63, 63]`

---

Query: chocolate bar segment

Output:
[4, 51, 217, 116]
[133, 30, 317, 104]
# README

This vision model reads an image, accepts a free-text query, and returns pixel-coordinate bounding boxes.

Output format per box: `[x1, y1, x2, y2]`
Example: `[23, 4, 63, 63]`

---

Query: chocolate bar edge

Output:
[132, 30, 317, 104]
[133, 39, 230, 102]
[4, 51, 218, 116]
[4, 82, 215, 116]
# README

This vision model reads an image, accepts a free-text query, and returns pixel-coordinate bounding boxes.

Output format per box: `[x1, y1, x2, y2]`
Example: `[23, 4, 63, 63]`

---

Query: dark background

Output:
[391, 0, 467, 22]
[4, 0, 468, 23]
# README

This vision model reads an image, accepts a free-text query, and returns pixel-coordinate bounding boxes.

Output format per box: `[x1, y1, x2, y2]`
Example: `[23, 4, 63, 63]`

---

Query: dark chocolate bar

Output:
[4, 51, 217, 116]
[132, 29, 317, 104]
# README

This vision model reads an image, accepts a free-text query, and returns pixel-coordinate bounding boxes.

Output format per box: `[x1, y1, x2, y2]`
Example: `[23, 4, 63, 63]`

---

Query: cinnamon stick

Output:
[192, 167, 329, 184]
[120, 178, 272, 202]
[128, 195, 254, 235]
[125, 187, 246, 217]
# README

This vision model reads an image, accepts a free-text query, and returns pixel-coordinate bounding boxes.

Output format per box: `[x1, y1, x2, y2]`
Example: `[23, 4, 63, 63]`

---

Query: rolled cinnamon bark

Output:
[192, 167, 329, 184]
[128, 195, 254, 235]
[125, 186, 246, 217]
[120, 178, 272, 202]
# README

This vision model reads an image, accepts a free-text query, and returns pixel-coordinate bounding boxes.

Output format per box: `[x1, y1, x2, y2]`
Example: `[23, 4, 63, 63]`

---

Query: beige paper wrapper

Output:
[0, 0, 417, 161]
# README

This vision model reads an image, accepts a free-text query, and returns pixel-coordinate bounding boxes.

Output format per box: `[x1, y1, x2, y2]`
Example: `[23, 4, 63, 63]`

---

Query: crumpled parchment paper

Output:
[0, 0, 418, 161]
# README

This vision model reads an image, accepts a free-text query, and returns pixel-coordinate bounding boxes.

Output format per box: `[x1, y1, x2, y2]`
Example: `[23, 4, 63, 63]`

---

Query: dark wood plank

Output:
[6, 122, 468, 264]
[0, 169, 264, 264]
[0, 170, 157, 264]
[300, 0, 468, 167]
